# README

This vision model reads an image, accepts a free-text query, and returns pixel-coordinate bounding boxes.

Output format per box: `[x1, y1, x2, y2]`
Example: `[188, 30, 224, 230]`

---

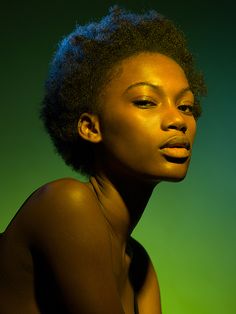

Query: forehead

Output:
[103, 52, 190, 96]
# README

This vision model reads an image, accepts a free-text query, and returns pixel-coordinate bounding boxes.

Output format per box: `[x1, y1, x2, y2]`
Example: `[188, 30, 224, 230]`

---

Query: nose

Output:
[161, 107, 187, 133]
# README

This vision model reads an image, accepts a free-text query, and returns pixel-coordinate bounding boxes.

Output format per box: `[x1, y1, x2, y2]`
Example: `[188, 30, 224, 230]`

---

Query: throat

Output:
[89, 174, 155, 236]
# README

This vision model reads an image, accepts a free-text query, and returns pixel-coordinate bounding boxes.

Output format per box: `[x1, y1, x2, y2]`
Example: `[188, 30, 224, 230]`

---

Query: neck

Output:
[88, 171, 159, 247]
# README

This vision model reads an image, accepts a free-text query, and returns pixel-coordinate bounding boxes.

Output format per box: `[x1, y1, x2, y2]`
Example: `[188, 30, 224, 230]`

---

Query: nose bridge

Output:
[161, 100, 187, 132]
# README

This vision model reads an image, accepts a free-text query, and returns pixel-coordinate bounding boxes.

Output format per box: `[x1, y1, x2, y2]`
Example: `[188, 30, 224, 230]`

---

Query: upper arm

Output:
[23, 179, 124, 314]
[130, 238, 162, 314]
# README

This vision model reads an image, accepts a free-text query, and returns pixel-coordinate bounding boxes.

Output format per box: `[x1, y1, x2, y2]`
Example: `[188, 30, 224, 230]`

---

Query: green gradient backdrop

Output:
[1, 1, 235, 313]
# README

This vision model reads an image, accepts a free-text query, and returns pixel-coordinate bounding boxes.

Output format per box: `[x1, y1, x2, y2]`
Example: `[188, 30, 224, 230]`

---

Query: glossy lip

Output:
[159, 136, 191, 150]
[159, 136, 191, 159]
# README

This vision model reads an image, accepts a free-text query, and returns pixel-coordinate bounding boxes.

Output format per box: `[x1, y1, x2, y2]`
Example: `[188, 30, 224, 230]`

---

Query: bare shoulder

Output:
[14, 177, 111, 260]
[129, 237, 162, 314]
[3, 178, 95, 234]
[18, 178, 124, 313]
[22, 177, 107, 240]
[31, 177, 95, 208]
[24, 177, 98, 218]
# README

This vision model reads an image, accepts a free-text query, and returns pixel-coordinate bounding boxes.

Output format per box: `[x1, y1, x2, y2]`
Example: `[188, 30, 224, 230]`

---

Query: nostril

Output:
[180, 126, 187, 133]
[168, 124, 187, 133]
[168, 125, 178, 130]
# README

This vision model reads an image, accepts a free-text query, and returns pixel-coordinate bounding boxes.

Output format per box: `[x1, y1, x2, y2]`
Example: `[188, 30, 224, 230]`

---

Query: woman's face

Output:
[98, 52, 197, 183]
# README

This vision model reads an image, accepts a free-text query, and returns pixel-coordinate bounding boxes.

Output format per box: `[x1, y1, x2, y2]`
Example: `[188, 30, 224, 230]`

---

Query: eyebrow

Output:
[124, 81, 193, 98]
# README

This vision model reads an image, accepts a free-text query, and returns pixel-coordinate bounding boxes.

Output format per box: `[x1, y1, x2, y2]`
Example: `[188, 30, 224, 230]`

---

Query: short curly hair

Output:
[40, 5, 207, 176]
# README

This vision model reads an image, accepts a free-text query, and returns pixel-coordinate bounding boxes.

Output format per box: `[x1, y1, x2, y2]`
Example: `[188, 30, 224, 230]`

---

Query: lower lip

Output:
[159, 147, 190, 159]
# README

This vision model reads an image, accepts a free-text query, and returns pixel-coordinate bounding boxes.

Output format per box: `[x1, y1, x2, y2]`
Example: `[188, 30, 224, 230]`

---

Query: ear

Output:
[77, 113, 102, 143]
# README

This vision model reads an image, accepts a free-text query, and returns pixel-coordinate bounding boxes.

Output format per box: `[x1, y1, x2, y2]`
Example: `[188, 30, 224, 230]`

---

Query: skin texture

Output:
[93, 52, 196, 183]
[0, 53, 196, 313]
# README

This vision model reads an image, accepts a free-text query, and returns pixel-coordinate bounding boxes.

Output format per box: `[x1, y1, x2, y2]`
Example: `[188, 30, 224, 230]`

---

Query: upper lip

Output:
[160, 136, 191, 150]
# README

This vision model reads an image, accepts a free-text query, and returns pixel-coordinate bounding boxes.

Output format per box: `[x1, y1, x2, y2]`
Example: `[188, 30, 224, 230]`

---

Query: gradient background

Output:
[1, 1, 235, 313]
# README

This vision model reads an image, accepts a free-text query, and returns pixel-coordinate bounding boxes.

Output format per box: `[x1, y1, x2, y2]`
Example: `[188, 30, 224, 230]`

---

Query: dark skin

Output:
[0, 53, 196, 313]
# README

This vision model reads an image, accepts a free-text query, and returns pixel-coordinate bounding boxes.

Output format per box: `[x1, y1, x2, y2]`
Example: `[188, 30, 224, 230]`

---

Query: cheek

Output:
[100, 113, 157, 160]
[186, 117, 197, 143]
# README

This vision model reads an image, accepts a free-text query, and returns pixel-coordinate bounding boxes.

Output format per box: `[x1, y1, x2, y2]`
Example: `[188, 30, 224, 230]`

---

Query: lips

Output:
[159, 136, 191, 159]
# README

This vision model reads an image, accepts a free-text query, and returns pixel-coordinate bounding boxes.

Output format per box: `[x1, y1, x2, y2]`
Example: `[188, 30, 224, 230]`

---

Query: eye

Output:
[178, 104, 194, 115]
[132, 100, 156, 108]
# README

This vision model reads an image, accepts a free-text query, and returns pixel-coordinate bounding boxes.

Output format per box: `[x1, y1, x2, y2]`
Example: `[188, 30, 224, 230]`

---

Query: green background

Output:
[1, 1, 235, 313]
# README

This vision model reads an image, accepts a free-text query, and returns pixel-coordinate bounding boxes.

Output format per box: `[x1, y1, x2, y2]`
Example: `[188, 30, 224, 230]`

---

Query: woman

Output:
[0, 6, 206, 314]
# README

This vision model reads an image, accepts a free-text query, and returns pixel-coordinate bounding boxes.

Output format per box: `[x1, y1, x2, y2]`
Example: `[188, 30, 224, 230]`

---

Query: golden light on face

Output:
[98, 52, 197, 183]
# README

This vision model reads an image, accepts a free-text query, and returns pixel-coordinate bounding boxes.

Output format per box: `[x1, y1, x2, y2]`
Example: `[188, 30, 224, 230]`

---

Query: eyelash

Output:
[132, 100, 156, 108]
[133, 100, 194, 115]
[133, 100, 194, 114]
[178, 104, 194, 114]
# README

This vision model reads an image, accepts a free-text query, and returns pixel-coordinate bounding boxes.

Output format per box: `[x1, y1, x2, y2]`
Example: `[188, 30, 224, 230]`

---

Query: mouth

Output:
[159, 136, 191, 160]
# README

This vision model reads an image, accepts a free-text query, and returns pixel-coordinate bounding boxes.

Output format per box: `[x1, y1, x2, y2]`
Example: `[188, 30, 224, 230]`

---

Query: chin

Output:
[140, 170, 188, 185]
[151, 159, 190, 183]
[163, 174, 187, 183]
[162, 167, 189, 182]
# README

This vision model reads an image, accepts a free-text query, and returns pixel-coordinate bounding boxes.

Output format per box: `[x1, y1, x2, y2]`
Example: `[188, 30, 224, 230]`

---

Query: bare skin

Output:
[0, 53, 196, 313]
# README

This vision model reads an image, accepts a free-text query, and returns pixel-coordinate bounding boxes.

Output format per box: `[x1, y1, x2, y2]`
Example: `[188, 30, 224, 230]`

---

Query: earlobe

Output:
[77, 113, 102, 143]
